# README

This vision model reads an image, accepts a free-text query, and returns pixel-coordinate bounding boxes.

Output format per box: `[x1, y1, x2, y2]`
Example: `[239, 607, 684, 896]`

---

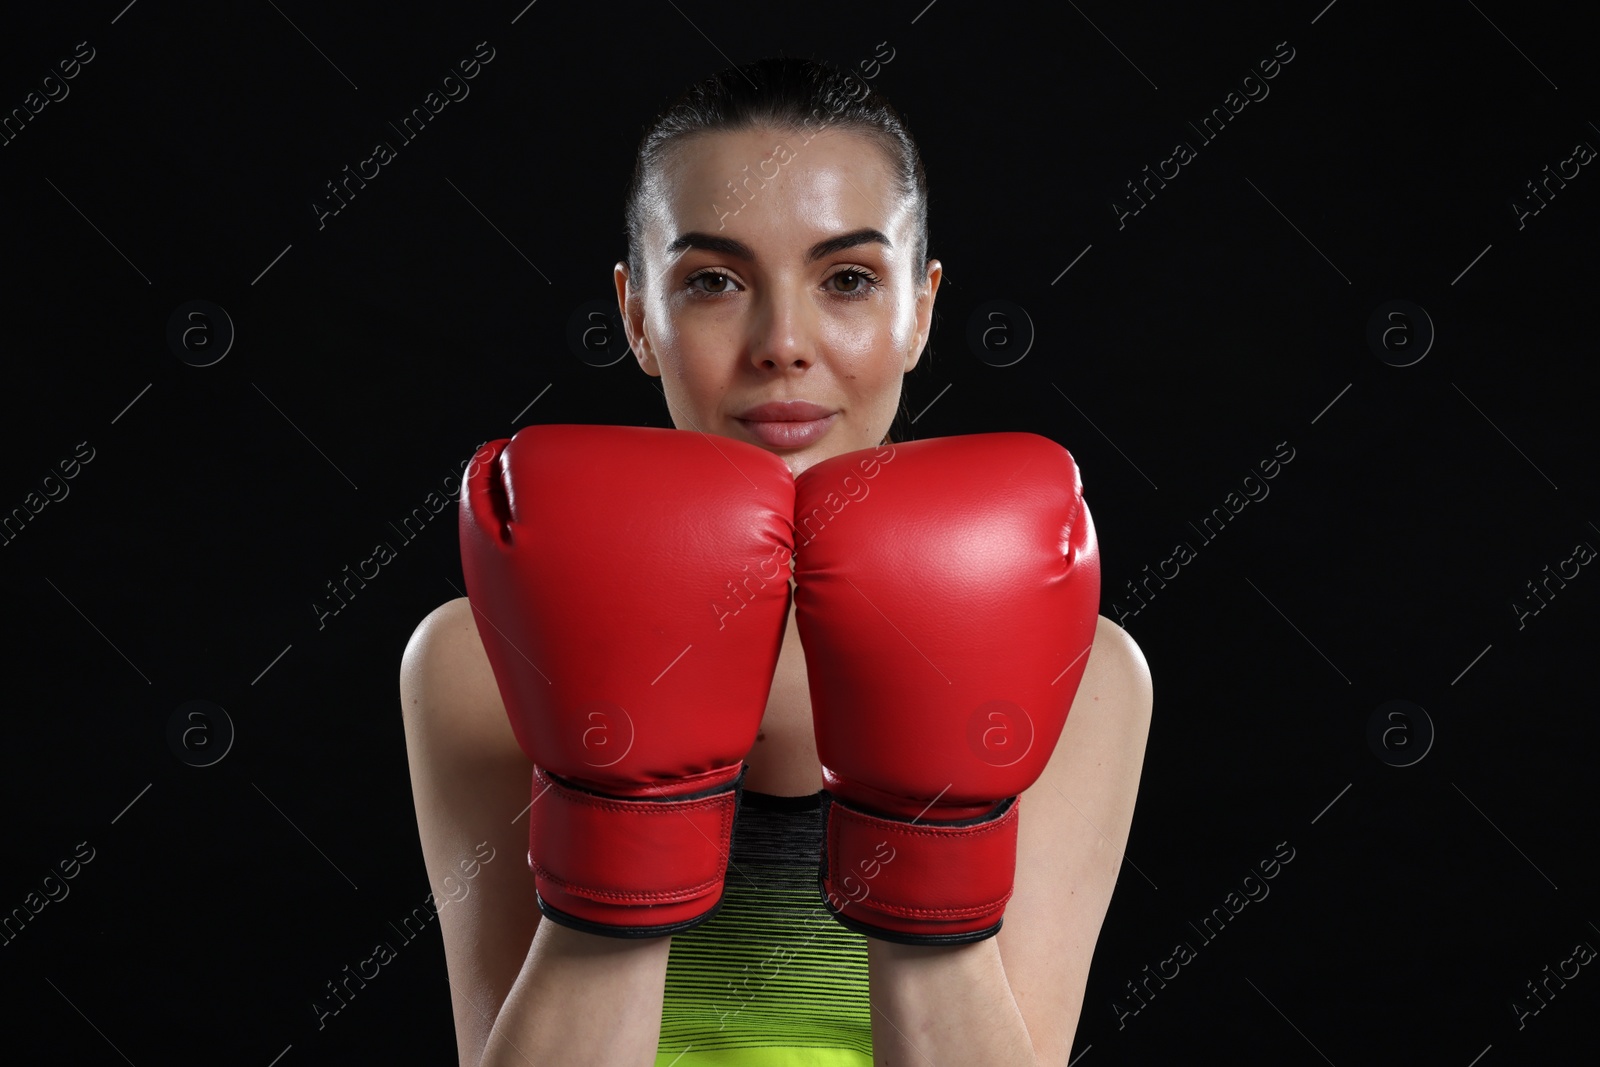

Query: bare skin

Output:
[399, 124, 1154, 1067]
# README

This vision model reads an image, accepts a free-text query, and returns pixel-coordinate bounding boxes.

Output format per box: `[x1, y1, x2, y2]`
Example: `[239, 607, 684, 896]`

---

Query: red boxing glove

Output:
[793, 433, 1100, 944]
[459, 425, 795, 937]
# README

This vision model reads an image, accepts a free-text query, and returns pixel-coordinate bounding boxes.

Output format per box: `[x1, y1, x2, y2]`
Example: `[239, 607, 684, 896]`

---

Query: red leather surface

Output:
[825, 794, 1020, 936]
[793, 433, 1100, 938]
[529, 765, 739, 928]
[459, 424, 795, 931]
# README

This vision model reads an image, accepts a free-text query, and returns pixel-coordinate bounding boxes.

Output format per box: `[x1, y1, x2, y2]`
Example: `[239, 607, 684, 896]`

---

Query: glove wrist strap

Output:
[819, 791, 1019, 945]
[529, 763, 744, 938]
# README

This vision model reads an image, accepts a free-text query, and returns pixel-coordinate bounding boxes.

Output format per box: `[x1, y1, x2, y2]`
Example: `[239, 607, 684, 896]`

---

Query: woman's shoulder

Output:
[1086, 614, 1153, 708]
[399, 596, 518, 755]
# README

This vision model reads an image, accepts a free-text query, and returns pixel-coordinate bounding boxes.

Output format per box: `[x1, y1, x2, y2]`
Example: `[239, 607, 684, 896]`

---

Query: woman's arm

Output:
[868, 937, 1036, 1064]
[400, 597, 671, 1067]
[866, 616, 1154, 1066]
[481, 924, 671, 1067]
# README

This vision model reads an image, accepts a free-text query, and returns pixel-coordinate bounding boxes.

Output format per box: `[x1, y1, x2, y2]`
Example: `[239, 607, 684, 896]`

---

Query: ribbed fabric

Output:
[654, 789, 873, 1066]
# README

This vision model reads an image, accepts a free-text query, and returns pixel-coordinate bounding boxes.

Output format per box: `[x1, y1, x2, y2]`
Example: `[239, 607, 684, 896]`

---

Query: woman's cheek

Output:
[886, 294, 919, 352]
[821, 315, 882, 360]
[649, 302, 686, 348]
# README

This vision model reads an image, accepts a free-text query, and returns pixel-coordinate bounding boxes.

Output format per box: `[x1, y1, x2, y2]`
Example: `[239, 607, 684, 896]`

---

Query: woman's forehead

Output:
[648, 126, 910, 257]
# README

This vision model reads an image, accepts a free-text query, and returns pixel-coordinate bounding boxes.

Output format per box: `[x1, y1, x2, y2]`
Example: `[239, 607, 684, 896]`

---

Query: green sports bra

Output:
[654, 789, 873, 1066]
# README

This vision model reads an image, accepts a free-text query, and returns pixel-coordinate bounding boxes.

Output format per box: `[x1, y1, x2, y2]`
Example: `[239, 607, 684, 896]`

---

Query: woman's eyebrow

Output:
[665, 227, 893, 263]
[807, 228, 893, 260]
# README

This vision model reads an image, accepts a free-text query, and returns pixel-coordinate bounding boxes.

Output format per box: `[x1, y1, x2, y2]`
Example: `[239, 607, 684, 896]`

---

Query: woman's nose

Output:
[747, 284, 816, 370]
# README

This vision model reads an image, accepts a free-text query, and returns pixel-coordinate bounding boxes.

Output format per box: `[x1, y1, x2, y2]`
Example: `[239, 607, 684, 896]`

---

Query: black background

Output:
[2, 1, 1595, 1063]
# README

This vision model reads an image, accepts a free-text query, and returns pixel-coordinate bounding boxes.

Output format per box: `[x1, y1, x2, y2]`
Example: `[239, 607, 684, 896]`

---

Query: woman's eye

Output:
[687, 270, 738, 295]
[685, 268, 880, 299]
[829, 269, 881, 297]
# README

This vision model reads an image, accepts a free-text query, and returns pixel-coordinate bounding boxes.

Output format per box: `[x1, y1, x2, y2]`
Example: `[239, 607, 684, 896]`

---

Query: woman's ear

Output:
[904, 258, 942, 372]
[614, 261, 660, 377]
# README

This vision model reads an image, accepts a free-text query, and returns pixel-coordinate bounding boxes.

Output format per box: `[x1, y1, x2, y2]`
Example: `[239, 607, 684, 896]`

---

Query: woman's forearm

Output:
[867, 936, 1039, 1067]
[478, 920, 671, 1067]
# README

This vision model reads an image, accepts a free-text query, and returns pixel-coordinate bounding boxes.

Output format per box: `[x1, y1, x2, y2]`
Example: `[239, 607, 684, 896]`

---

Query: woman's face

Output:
[616, 125, 941, 477]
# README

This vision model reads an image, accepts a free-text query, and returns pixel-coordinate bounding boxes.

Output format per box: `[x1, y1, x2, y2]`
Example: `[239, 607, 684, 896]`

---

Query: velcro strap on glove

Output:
[530, 763, 744, 937]
[819, 792, 1019, 945]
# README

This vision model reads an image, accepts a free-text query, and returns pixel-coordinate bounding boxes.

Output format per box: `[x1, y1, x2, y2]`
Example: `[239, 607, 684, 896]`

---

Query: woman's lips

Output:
[735, 413, 839, 449]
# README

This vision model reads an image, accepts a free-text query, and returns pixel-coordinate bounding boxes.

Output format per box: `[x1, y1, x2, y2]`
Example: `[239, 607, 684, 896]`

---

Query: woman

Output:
[401, 56, 1153, 1066]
